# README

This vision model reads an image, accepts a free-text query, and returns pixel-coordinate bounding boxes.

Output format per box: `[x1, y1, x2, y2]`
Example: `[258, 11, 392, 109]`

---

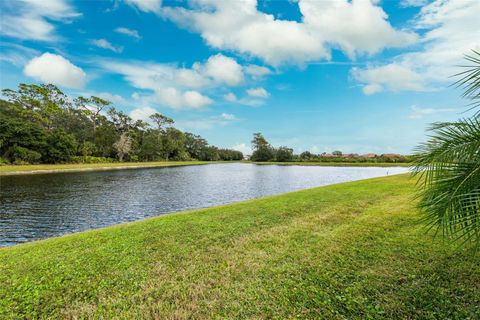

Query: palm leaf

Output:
[414, 50, 480, 248]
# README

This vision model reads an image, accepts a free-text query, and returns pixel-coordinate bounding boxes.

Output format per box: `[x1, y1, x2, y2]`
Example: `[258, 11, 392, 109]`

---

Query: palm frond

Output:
[413, 117, 480, 246]
[453, 50, 480, 115]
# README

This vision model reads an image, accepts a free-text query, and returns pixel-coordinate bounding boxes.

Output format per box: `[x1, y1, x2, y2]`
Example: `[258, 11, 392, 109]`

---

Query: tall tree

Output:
[2, 83, 70, 130]
[150, 113, 174, 133]
[184, 133, 208, 160]
[251, 133, 275, 161]
[74, 96, 111, 140]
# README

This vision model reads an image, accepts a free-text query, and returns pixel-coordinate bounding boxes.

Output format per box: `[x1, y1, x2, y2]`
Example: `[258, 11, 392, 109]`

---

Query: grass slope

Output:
[0, 161, 212, 175]
[1, 175, 478, 319]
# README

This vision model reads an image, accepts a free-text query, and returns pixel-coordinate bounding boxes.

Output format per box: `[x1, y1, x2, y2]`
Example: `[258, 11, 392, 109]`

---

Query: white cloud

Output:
[98, 54, 255, 109]
[351, 64, 426, 94]
[247, 87, 270, 98]
[362, 83, 383, 95]
[400, 0, 429, 8]
[125, 0, 162, 14]
[201, 54, 244, 85]
[95, 92, 127, 105]
[232, 143, 252, 155]
[154, 87, 212, 109]
[0, 0, 80, 41]
[129, 106, 157, 121]
[162, 0, 417, 66]
[244, 64, 272, 79]
[299, 0, 418, 59]
[115, 27, 141, 39]
[100, 54, 245, 91]
[0, 43, 40, 67]
[408, 105, 456, 119]
[92, 39, 123, 53]
[223, 92, 237, 102]
[352, 0, 480, 94]
[176, 113, 238, 130]
[221, 90, 267, 106]
[24, 53, 86, 89]
[219, 113, 237, 120]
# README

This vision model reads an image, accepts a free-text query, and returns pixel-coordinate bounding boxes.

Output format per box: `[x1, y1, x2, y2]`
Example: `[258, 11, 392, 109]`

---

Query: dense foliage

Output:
[0, 84, 243, 164]
[414, 50, 480, 247]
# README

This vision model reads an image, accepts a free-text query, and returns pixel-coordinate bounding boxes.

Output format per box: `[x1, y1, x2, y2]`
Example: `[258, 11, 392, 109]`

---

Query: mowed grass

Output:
[0, 161, 212, 175]
[1, 175, 479, 319]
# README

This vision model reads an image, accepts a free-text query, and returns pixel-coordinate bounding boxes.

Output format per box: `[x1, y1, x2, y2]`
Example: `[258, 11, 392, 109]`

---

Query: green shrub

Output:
[78, 142, 96, 157]
[9, 146, 42, 164]
[0, 156, 10, 165]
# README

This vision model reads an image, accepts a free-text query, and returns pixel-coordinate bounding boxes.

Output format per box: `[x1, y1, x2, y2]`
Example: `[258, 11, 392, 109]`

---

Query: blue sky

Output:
[1, 0, 479, 155]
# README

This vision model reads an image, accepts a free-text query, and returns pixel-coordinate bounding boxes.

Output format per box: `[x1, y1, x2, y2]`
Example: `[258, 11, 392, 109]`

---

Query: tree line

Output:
[250, 132, 412, 163]
[0, 84, 243, 164]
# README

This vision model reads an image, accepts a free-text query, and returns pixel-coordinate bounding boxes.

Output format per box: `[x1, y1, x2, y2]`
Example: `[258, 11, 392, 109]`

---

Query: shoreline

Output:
[0, 160, 411, 176]
[0, 161, 216, 176]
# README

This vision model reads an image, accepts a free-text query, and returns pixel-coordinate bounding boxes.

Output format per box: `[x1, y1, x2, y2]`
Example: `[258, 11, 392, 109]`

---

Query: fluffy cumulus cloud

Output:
[129, 106, 157, 122]
[162, 0, 417, 66]
[352, 0, 480, 94]
[92, 39, 123, 53]
[0, 0, 80, 41]
[351, 64, 426, 95]
[23, 53, 86, 89]
[201, 54, 244, 86]
[154, 87, 212, 109]
[99, 53, 251, 109]
[115, 27, 141, 39]
[124, 0, 162, 14]
[247, 87, 270, 98]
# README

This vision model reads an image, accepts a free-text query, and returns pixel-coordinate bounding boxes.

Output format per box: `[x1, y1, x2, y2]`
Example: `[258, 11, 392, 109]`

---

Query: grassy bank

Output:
[249, 161, 412, 167]
[0, 161, 213, 175]
[1, 174, 479, 319]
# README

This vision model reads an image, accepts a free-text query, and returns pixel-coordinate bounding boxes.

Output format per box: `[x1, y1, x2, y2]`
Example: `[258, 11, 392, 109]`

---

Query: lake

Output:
[0, 163, 409, 246]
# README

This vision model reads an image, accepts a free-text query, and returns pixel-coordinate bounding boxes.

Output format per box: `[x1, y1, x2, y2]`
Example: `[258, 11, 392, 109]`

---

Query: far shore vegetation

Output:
[1, 84, 411, 167]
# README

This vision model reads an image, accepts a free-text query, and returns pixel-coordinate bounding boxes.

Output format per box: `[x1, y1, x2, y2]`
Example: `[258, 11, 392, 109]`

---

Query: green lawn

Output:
[1, 174, 478, 319]
[0, 161, 212, 175]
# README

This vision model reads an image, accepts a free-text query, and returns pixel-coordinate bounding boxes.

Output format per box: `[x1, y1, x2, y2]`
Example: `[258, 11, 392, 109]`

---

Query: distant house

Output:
[362, 153, 377, 159]
[321, 153, 334, 158]
[343, 153, 359, 158]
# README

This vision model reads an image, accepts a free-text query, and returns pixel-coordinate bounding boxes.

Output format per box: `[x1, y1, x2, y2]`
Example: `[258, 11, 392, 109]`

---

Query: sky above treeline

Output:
[0, 0, 479, 155]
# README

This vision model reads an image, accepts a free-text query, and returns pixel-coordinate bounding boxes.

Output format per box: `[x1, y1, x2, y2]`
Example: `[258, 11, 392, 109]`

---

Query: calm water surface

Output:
[0, 163, 408, 246]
